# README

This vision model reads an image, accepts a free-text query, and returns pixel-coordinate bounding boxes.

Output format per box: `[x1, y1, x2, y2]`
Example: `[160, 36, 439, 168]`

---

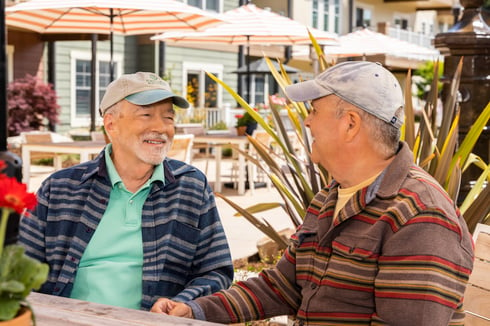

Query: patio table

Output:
[194, 134, 249, 195]
[27, 292, 221, 326]
[21, 140, 106, 184]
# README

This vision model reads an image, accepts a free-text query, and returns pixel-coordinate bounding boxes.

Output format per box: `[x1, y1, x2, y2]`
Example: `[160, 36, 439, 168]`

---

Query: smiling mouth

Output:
[144, 140, 165, 145]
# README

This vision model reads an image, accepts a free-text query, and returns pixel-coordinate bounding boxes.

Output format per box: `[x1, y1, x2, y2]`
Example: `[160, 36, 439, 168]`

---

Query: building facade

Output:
[6, 0, 454, 134]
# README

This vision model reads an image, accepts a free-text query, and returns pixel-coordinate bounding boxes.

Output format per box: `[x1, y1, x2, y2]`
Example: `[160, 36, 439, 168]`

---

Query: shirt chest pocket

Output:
[321, 233, 381, 304]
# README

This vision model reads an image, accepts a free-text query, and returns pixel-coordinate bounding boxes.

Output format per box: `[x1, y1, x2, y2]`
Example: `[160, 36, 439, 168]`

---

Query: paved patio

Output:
[28, 156, 295, 261]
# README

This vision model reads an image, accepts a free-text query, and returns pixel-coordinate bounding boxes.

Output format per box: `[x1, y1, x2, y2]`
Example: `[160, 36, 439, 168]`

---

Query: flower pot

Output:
[0, 307, 32, 326]
[236, 126, 247, 136]
[245, 122, 257, 136]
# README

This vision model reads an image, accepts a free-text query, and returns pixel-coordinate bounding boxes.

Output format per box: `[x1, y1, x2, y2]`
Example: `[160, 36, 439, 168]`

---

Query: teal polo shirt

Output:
[70, 144, 164, 309]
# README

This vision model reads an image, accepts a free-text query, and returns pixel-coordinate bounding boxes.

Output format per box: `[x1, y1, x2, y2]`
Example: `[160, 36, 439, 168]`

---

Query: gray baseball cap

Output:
[285, 61, 404, 129]
[99, 72, 189, 116]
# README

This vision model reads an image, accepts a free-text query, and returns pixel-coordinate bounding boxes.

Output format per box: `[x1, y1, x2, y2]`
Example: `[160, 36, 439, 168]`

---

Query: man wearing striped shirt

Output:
[152, 62, 474, 325]
[19, 72, 233, 311]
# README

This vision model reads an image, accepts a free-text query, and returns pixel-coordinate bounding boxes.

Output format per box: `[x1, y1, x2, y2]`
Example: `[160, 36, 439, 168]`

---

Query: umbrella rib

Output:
[44, 8, 73, 30]
[168, 13, 204, 31]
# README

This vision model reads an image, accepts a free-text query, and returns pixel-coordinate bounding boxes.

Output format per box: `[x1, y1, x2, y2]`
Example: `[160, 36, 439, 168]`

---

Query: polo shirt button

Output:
[311, 283, 317, 289]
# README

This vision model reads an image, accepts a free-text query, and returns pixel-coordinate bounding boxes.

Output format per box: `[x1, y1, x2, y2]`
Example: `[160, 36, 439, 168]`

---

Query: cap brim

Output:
[285, 80, 333, 102]
[125, 89, 189, 109]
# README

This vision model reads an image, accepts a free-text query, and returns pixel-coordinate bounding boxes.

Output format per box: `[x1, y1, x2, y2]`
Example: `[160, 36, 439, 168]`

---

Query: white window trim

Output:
[70, 50, 122, 127]
[312, 0, 340, 33]
[183, 0, 223, 13]
[182, 62, 223, 109]
[355, 2, 374, 28]
[394, 12, 411, 30]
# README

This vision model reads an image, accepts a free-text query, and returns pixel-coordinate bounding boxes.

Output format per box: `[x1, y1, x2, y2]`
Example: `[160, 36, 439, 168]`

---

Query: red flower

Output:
[0, 161, 37, 214]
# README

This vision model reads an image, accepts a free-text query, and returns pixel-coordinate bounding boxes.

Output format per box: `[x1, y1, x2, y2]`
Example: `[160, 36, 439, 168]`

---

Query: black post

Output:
[0, 0, 23, 246]
[237, 0, 248, 104]
[348, 0, 354, 32]
[159, 41, 166, 78]
[47, 41, 56, 86]
[0, 0, 7, 152]
[90, 34, 97, 132]
[109, 9, 114, 82]
[246, 37, 251, 104]
[47, 41, 56, 131]
[284, 0, 292, 64]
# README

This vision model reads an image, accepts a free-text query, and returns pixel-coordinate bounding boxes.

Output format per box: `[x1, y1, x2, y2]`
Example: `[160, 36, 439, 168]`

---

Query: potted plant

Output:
[235, 110, 258, 136]
[0, 160, 49, 324]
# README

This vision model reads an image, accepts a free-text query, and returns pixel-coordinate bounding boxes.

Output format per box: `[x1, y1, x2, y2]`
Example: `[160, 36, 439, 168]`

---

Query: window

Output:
[71, 51, 122, 127]
[312, 0, 340, 33]
[356, 7, 371, 28]
[240, 74, 280, 108]
[394, 17, 409, 30]
[312, 0, 318, 28]
[184, 0, 220, 12]
[183, 62, 222, 109]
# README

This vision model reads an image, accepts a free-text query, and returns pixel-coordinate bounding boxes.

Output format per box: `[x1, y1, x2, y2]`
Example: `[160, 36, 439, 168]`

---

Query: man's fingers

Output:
[150, 298, 173, 314]
[169, 303, 193, 319]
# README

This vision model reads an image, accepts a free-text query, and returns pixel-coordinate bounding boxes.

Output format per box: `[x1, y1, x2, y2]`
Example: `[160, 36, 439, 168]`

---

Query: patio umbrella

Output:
[151, 3, 338, 101]
[5, 0, 223, 131]
[324, 28, 441, 62]
[6, 0, 224, 79]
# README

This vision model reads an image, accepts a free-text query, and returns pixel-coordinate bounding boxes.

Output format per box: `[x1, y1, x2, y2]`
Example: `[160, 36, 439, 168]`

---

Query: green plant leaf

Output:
[460, 163, 490, 215]
[433, 111, 459, 187]
[462, 183, 490, 233]
[448, 101, 490, 182]
[233, 203, 283, 217]
[0, 298, 21, 321]
[403, 69, 415, 149]
[0, 244, 49, 322]
[215, 193, 289, 249]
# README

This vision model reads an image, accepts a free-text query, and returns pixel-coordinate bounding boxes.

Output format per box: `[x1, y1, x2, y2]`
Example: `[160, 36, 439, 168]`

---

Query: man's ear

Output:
[103, 113, 115, 136]
[344, 110, 362, 142]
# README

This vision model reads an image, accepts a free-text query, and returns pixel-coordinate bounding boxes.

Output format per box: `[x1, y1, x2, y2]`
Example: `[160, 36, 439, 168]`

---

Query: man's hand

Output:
[151, 298, 194, 318]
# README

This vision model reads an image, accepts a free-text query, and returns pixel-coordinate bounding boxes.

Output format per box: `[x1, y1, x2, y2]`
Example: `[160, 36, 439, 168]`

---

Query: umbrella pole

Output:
[110, 9, 114, 81]
[0, 0, 7, 152]
[90, 34, 97, 132]
[247, 36, 251, 104]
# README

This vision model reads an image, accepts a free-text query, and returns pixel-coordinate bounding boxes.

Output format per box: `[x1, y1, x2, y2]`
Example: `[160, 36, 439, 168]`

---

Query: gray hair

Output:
[103, 101, 123, 117]
[336, 100, 402, 158]
[360, 106, 402, 158]
[102, 101, 124, 143]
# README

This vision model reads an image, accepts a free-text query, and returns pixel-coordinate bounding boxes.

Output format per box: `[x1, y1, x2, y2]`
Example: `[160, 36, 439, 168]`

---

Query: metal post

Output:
[0, 0, 7, 152]
[110, 9, 114, 81]
[159, 41, 166, 78]
[0, 0, 23, 246]
[90, 34, 97, 132]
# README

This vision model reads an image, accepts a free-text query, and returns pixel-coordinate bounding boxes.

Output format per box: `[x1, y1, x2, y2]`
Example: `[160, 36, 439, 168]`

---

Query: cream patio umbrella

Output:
[5, 0, 224, 130]
[151, 3, 338, 102]
[323, 28, 441, 63]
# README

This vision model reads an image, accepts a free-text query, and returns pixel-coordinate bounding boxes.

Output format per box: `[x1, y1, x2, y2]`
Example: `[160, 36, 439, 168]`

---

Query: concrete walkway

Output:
[28, 156, 295, 261]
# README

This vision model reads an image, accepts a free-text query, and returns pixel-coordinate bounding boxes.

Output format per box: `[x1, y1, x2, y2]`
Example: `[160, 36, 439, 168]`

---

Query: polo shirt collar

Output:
[104, 143, 165, 187]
